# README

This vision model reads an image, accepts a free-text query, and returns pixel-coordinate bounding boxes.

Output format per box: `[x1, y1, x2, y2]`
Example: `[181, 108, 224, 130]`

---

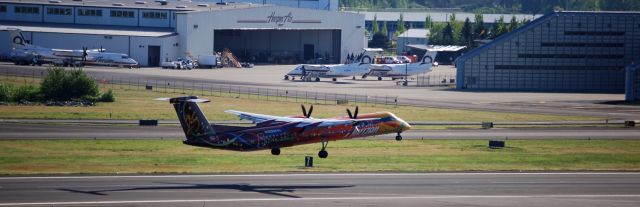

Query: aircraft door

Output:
[147, 45, 160, 67]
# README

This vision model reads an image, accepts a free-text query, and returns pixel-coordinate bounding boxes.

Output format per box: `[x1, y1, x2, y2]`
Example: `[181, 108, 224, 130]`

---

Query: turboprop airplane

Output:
[284, 49, 382, 82]
[8, 29, 138, 67]
[160, 96, 411, 158]
[365, 51, 437, 81]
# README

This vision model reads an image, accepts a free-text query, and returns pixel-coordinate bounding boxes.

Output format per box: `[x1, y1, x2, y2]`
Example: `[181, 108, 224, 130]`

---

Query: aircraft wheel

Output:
[332, 78, 337, 81]
[315, 77, 320, 82]
[292, 76, 295, 80]
[271, 148, 281, 156]
[402, 81, 408, 86]
[318, 150, 328, 158]
[377, 77, 382, 81]
[395, 135, 403, 141]
[284, 75, 289, 80]
[352, 76, 356, 80]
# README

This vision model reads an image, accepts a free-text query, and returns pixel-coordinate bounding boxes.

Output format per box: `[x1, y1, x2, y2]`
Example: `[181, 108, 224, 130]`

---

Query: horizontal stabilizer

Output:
[155, 96, 210, 104]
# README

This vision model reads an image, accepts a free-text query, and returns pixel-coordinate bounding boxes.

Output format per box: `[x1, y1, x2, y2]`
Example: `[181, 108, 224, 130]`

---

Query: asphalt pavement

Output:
[0, 173, 639, 206]
[1, 123, 639, 140]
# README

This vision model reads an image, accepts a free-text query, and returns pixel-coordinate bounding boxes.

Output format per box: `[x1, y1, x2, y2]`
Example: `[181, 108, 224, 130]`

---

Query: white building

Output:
[396, 28, 429, 55]
[0, 0, 363, 66]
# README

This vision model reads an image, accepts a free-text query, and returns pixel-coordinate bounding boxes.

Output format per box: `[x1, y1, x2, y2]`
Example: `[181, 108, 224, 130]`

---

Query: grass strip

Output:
[0, 139, 638, 175]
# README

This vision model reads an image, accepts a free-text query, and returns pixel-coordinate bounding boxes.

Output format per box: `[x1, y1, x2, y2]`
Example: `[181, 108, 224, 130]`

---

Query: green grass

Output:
[0, 75, 598, 122]
[0, 140, 638, 174]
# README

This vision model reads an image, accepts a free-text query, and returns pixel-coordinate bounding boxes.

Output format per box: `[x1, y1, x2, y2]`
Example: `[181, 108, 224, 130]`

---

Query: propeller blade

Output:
[354, 106, 359, 119]
[301, 104, 307, 117]
[347, 108, 353, 119]
[307, 105, 313, 118]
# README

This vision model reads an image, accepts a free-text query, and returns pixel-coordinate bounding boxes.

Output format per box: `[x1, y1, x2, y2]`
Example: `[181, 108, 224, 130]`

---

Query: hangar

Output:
[0, 0, 363, 66]
[455, 11, 640, 92]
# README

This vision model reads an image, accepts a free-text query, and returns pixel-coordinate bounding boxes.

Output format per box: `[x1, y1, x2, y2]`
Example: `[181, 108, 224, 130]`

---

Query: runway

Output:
[1, 123, 639, 139]
[0, 173, 639, 206]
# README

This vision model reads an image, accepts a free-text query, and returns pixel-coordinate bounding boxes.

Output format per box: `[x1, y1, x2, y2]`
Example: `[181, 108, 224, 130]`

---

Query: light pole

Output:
[403, 22, 409, 86]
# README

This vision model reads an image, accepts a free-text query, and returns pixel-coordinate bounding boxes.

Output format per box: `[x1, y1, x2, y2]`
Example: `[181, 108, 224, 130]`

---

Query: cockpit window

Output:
[122, 55, 129, 59]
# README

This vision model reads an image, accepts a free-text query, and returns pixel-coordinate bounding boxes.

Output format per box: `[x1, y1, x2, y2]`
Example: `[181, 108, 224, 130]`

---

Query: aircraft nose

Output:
[399, 119, 412, 132]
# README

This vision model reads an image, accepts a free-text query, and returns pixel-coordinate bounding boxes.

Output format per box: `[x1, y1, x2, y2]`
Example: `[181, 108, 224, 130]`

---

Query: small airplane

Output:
[160, 96, 411, 158]
[8, 29, 138, 67]
[284, 49, 380, 82]
[364, 51, 437, 81]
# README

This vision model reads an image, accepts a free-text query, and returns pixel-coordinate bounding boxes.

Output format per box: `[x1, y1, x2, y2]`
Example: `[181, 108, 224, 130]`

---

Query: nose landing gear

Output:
[395, 133, 403, 141]
[271, 148, 281, 155]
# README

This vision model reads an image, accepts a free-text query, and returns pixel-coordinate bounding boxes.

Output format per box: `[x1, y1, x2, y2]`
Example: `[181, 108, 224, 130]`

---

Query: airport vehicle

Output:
[197, 54, 222, 68]
[11, 50, 44, 66]
[284, 49, 379, 82]
[160, 96, 411, 158]
[396, 56, 412, 63]
[365, 51, 437, 81]
[382, 56, 402, 64]
[8, 29, 138, 67]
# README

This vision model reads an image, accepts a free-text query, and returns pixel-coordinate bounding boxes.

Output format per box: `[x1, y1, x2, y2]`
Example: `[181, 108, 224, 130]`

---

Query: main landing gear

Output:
[318, 140, 329, 158]
[395, 132, 403, 141]
[271, 148, 281, 155]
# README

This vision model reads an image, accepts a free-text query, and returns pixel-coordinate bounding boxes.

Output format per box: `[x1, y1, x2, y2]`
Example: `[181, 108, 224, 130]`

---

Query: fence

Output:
[2, 67, 402, 107]
[416, 73, 456, 87]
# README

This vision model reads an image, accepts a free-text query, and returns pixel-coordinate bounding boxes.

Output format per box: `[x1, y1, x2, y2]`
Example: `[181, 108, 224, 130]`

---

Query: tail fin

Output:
[421, 51, 438, 65]
[8, 29, 29, 49]
[165, 96, 216, 140]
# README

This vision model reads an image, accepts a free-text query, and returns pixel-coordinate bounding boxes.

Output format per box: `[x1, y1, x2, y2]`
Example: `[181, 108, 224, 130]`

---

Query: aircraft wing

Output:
[225, 110, 380, 128]
[300, 65, 331, 71]
[52, 49, 83, 57]
[224, 110, 297, 125]
[369, 64, 393, 72]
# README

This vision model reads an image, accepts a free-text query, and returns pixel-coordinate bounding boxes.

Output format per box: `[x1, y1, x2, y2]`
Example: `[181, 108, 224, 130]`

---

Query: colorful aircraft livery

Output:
[165, 96, 411, 158]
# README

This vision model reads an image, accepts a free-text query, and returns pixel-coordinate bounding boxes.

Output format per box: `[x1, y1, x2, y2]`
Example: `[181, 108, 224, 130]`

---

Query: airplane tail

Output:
[421, 51, 438, 65]
[163, 96, 216, 140]
[8, 29, 29, 49]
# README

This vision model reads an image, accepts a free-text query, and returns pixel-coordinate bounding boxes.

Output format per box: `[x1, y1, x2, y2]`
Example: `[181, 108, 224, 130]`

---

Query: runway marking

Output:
[1, 172, 639, 180]
[1, 195, 639, 206]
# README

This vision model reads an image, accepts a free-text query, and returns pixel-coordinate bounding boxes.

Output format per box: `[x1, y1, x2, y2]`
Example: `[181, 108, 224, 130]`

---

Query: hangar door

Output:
[214, 29, 341, 64]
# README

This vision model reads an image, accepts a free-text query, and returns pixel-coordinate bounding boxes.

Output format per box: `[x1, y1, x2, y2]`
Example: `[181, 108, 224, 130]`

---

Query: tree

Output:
[442, 22, 454, 45]
[491, 16, 508, 39]
[369, 32, 390, 49]
[382, 20, 388, 37]
[425, 15, 433, 30]
[372, 15, 379, 35]
[461, 17, 473, 48]
[474, 13, 487, 39]
[508, 16, 518, 32]
[396, 14, 406, 37]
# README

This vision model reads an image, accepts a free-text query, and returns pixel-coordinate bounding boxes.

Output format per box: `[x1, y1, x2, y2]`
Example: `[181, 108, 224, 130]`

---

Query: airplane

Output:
[364, 51, 437, 82]
[8, 29, 138, 67]
[159, 96, 411, 158]
[283, 49, 381, 82]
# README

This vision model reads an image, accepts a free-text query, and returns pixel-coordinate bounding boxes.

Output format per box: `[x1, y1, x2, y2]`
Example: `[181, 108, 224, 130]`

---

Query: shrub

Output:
[99, 89, 115, 102]
[11, 85, 41, 102]
[41, 67, 98, 101]
[0, 84, 11, 102]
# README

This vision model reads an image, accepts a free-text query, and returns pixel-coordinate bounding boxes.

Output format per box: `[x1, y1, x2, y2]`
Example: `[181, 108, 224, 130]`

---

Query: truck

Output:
[197, 54, 222, 69]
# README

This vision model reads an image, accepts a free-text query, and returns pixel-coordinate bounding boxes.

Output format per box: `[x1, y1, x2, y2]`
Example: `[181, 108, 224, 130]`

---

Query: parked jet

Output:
[8, 29, 138, 67]
[364, 51, 437, 81]
[160, 96, 411, 158]
[284, 49, 381, 82]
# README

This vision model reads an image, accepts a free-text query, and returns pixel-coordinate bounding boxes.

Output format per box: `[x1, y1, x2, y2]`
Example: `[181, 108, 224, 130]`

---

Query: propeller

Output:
[301, 104, 313, 118]
[346, 106, 359, 119]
